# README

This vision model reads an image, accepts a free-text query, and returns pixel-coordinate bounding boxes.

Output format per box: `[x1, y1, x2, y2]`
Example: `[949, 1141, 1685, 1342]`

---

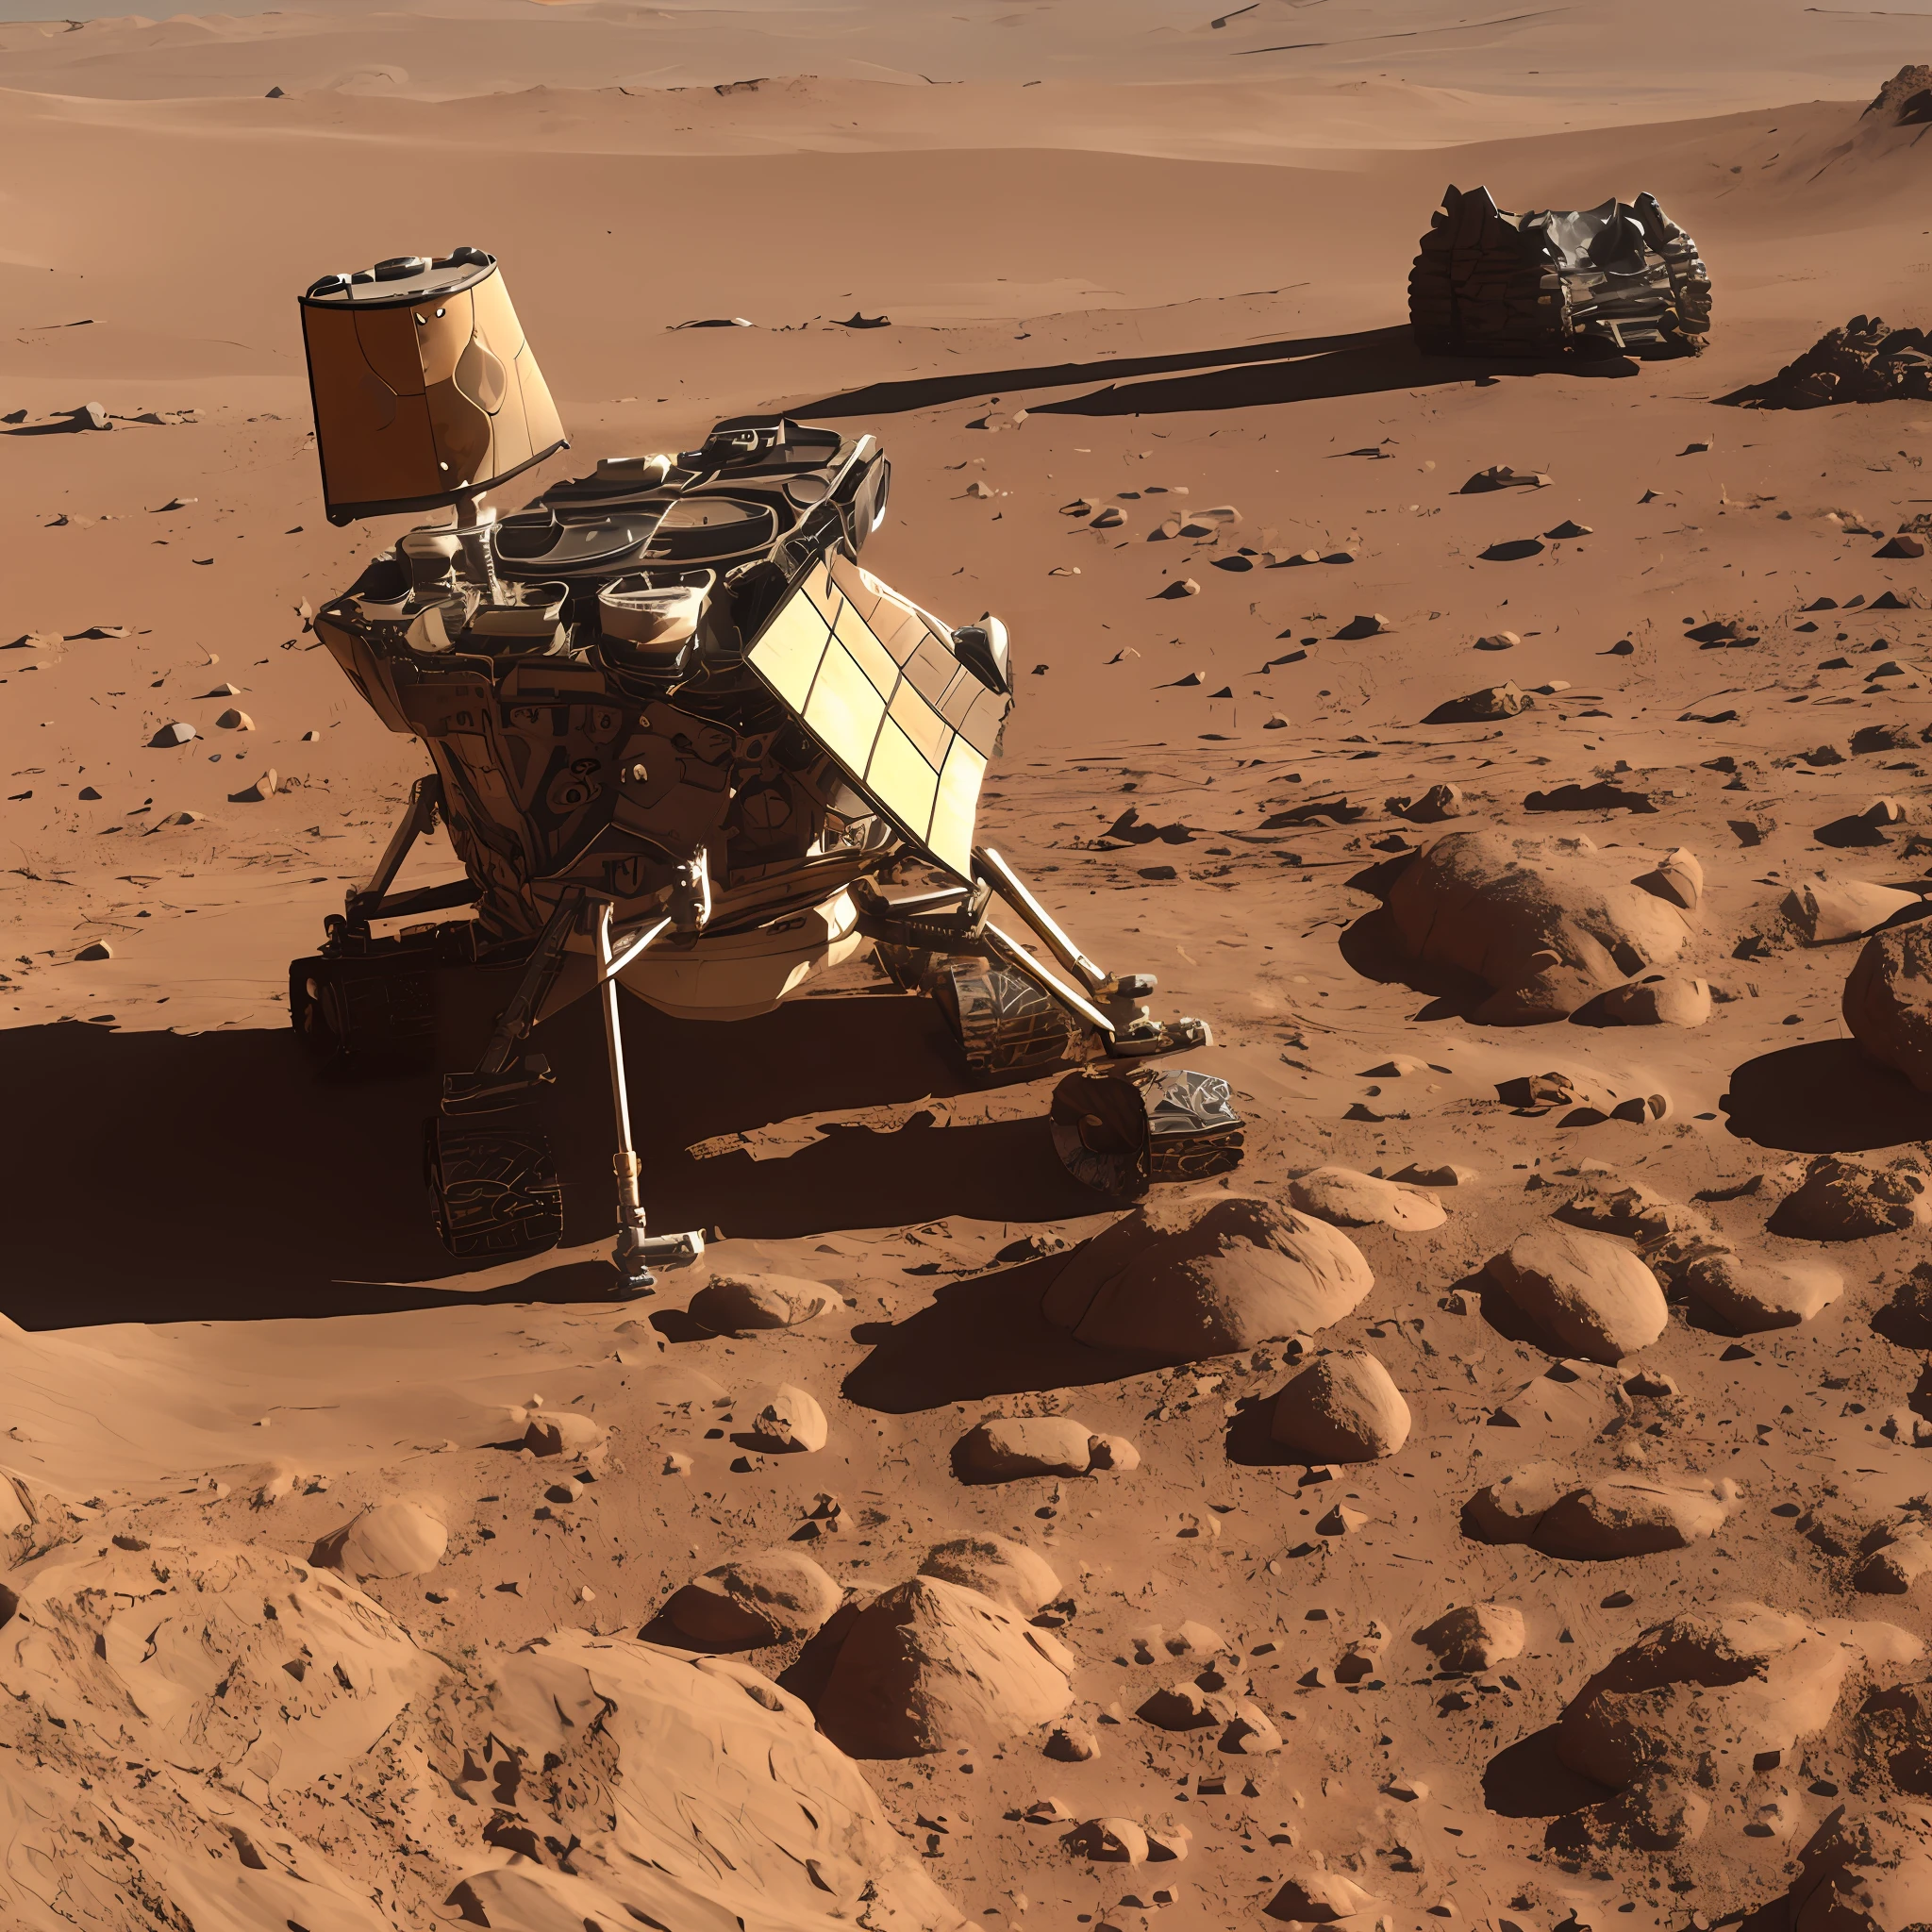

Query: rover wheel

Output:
[289, 952, 437, 1075]
[425, 1112, 564, 1260]
[932, 960, 1077, 1075]
[1048, 1063, 1245, 1198]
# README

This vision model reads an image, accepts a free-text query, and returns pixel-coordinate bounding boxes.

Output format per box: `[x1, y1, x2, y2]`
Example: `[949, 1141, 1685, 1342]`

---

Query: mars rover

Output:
[291, 249, 1241, 1291]
[1408, 185, 1712, 358]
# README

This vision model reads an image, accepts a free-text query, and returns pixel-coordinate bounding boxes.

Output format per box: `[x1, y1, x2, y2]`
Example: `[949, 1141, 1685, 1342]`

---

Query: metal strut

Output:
[971, 845, 1210, 1056]
[594, 899, 706, 1296]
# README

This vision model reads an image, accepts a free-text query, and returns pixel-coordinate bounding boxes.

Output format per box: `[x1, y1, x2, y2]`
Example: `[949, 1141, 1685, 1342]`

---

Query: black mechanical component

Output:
[932, 959, 1081, 1075]
[289, 921, 476, 1074]
[425, 1112, 564, 1259]
[1047, 1064, 1245, 1199]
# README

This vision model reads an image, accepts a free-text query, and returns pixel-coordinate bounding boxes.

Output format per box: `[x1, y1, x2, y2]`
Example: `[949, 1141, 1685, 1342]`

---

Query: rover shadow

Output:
[1723, 1039, 1932, 1153]
[1482, 1724, 1614, 1819]
[0, 986, 1091, 1328]
[792, 325, 1628, 423]
[843, 1253, 1169, 1417]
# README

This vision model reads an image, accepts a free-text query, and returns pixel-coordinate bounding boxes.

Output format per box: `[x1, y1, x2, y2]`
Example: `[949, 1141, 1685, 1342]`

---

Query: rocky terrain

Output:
[10, 8, 1932, 1932]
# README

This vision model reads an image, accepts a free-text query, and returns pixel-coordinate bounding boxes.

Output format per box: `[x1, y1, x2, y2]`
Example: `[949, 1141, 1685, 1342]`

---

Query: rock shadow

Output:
[1482, 1724, 1615, 1819]
[1336, 906, 1489, 1015]
[1224, 1392, 1301, 1467]
[844, 1253, 1172, 1417]
[1724, 1039, 1932, 1153]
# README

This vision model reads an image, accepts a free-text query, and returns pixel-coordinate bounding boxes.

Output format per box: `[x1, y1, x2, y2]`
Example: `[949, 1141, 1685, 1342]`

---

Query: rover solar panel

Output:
[745, 552, 1008, 881]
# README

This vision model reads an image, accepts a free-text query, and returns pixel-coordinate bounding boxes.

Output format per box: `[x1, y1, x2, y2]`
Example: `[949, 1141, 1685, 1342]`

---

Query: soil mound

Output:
[818, 1574, 1075, 1757]
[1384, 829, 1696, 1024]
[1486, 1224, 1669, 1362]
[1043, 1194, 1371, 1357]
[1287, 1165, 1447, 1230]
[1270, 1349, 1411, 1461]
[1466, 1467, 1742, 1557]
[663, 1549, 843, 1647]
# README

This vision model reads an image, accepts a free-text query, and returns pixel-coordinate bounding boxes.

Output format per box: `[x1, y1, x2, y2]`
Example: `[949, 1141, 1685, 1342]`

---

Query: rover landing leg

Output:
[593, 900, 706, 1296]
[855, 848, 1213, 1075]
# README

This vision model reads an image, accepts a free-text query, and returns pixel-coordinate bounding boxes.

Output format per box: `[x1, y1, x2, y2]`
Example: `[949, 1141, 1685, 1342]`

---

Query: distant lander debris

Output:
[290, 248, 1234, 1291]
[1409, 184, 1712, 358]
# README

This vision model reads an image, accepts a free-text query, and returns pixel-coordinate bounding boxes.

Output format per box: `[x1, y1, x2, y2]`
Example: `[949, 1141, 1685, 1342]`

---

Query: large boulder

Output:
[1383, 828, 1697, 1024]
[1679, 1252, 1844, 1333]
[1557, 1603, 1920, 1797]
[1486, 1224, 1669, 1362]
[957, 1415, 1135, 1480]
[818, 1575, 1074, 1757]
[1845, 921, 1932, 1091]
[1778, 1156, 1932, 1240]
[1287, 1166, 1446, 1231]
[462, 1632, 960, 1931]
[1466, 1467, 1743, 1557]
[919, 1534, 1060, 1614]
[663, 1550, 843, 1648]
[1043, 1194, 1371, 1358]
[1270, 1350, 1410, 1461]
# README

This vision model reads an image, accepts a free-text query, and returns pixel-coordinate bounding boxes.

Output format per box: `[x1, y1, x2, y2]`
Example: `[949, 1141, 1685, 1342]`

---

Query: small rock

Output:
[1138, 1684, 1213, 1730]
[1289, 1165, 1446, 1231]
[750, 1384, 828, 1454]
[1270, 1350, 1411, 1462]
[1391, 1161, 1476, 1187]
[1600, 976, 1712, 1027]
[1638, 847, 1704, 911]
[1046, 1722, 1100, 1761]
[1777, 1154, 1932, 1240]
[1074, 1818, 1148, 1864]
[689, 1274, 834, 1336]
[664, 1550, 842, 1647]
[214, 708, 254, 731]
[1415, 1603, 1526, 1674]
[522, 1410, 607, 1458]
[1785, 877, 1925, 944]
[1486, 1225, 1669, 1362]
[1334, 612, 1392, 640]
[148, 721, 197, 747]
[1474, 631, 1520, 651]
[1424, 681, 1530, 724]
[75, 941, 112, 962]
